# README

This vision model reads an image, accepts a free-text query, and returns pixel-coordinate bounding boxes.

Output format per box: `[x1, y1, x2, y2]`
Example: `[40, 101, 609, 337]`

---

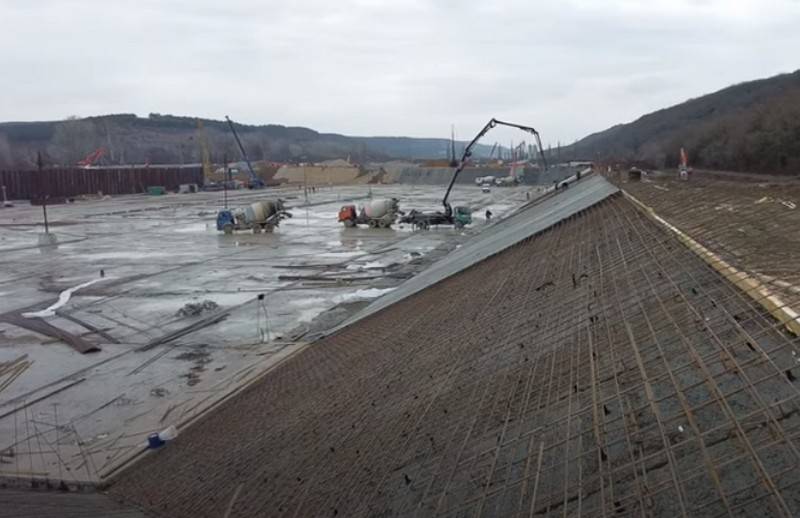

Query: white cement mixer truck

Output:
[216, 199, 292, 234]
[338, 198, 401, 229]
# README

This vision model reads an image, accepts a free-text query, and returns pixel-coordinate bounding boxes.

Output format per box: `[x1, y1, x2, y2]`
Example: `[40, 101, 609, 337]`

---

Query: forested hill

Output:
[0, 114, 493, 168]
[570, 69, 800, 174]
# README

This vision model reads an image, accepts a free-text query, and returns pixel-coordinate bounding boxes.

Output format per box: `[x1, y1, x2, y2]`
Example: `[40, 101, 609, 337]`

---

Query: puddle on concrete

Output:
[173, 223, 213, 233]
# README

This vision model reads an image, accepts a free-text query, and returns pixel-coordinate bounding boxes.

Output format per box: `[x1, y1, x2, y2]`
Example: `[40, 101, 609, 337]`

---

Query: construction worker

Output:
[485, 209, 493, 222]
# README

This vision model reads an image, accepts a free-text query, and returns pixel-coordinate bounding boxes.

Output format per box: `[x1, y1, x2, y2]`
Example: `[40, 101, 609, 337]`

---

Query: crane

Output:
[225, 115, 264, 189]
[77, 147, 106, 167]
[513, 141, 527, 161]
[442, 118, 547, 216]
[401, 117, 547, 230]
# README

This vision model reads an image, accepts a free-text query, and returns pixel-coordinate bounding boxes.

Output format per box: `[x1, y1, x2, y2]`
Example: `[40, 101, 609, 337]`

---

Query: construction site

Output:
[2, 118, 800, 518]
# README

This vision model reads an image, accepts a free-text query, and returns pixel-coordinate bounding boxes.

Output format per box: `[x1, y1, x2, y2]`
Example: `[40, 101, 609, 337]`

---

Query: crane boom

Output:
[77, 147, 106, 167]
[225, 115, 263, 188]
[442, 118, 547, 214]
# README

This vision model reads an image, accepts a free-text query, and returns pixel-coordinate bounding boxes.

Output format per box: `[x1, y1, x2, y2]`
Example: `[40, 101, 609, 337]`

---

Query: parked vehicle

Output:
[338, 198, 401, 228]
[494, 176, 518, 187]
[217, 199, 291, 234]
[402, 206, 473, 230]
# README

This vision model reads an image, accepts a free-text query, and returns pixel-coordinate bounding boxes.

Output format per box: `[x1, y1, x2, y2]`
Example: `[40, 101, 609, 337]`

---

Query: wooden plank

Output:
[0, 314, 100, 353]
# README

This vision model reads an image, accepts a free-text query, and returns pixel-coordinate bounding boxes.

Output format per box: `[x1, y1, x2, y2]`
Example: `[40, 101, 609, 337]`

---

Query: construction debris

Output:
[175, 300, 219, 318]
[0, 355, 31, 395]
[0, 313, 100, 353]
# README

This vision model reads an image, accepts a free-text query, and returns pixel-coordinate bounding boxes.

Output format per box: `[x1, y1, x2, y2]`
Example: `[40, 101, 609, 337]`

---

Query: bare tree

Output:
[50, 118, 99, 164]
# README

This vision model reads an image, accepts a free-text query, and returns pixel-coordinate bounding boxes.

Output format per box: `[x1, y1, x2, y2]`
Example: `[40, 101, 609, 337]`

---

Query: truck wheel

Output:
[378, 219, 390, 229]
[344, 219, 356, 228]
[252, 226, 262, 234]
[223, 224, 234, 235]
[264, 225, 274, 233]
[368, 219, 378, 229]
[455, 221, 464, 229]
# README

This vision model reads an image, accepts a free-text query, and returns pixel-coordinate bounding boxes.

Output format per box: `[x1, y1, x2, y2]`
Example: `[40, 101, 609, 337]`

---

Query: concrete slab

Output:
[0, 182, 541, 485]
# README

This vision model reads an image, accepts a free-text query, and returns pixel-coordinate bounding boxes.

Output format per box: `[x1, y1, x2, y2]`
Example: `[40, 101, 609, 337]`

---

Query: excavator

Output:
[401, 118, 547, 230]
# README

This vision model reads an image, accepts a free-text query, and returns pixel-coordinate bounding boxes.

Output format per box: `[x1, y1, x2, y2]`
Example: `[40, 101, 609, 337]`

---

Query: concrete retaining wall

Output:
[390, 164, 581, 186]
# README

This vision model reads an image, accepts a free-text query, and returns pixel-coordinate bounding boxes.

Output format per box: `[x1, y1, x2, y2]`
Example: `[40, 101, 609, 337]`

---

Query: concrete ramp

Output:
[334, 174, 619, 331]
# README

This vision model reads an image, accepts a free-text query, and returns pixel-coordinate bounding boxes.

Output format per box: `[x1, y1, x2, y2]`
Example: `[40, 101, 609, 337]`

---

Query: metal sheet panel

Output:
[0, 166, 203, 200]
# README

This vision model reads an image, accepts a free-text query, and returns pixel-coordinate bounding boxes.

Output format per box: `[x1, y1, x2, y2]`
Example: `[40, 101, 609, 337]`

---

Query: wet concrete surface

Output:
[0, 182, 538, 484]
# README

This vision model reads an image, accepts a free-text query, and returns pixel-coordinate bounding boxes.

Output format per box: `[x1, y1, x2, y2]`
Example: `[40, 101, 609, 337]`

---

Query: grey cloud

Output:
[1, 0, 798, 146]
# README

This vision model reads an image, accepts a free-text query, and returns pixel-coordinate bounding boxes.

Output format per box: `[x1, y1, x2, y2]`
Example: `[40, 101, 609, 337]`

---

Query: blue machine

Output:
[216, 209, 236, 233]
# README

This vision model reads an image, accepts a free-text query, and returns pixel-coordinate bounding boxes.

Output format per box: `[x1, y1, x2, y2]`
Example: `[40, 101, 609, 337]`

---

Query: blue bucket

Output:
[148, 432, 165, 449]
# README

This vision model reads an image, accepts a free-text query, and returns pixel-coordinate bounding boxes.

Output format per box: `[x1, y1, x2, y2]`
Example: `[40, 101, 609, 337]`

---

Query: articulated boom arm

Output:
[225, 115, 261, 187]
[442, 118, 547, 214]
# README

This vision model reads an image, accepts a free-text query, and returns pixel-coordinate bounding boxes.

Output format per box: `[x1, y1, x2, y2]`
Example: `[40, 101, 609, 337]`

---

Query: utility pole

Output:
[37, 151, 56, 246]
[42, 198, 49, 233]
[222, 152, 228, 209]
[1, 186, 11, 208]
[38, 151, 48, 233]
[303, 166, 309, 204]
[449, 125, 457, 167]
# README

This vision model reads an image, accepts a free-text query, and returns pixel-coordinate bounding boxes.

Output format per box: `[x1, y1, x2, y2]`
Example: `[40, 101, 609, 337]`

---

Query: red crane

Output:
[77, 147, 106, 167]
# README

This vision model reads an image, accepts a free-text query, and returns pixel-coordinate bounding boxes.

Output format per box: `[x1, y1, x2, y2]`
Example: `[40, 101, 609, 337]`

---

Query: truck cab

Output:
[338, 205, 358, 227]
[453, 206, 472, 228]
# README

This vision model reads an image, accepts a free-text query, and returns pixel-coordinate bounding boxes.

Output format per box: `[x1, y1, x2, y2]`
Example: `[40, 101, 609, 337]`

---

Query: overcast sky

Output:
[1, 0, 798, 145]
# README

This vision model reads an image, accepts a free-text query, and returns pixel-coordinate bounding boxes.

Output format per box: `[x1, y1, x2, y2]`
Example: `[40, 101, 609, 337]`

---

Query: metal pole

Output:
[38, 152, 49, 233]
[303, 167, 308, 204]
[223, 153, 228, 209]
[43, 197, 49, 234]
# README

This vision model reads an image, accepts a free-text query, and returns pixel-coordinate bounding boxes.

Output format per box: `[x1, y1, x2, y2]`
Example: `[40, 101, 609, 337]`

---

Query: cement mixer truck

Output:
[338, 198, 401, 229]
[216, 199, 292, 234]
